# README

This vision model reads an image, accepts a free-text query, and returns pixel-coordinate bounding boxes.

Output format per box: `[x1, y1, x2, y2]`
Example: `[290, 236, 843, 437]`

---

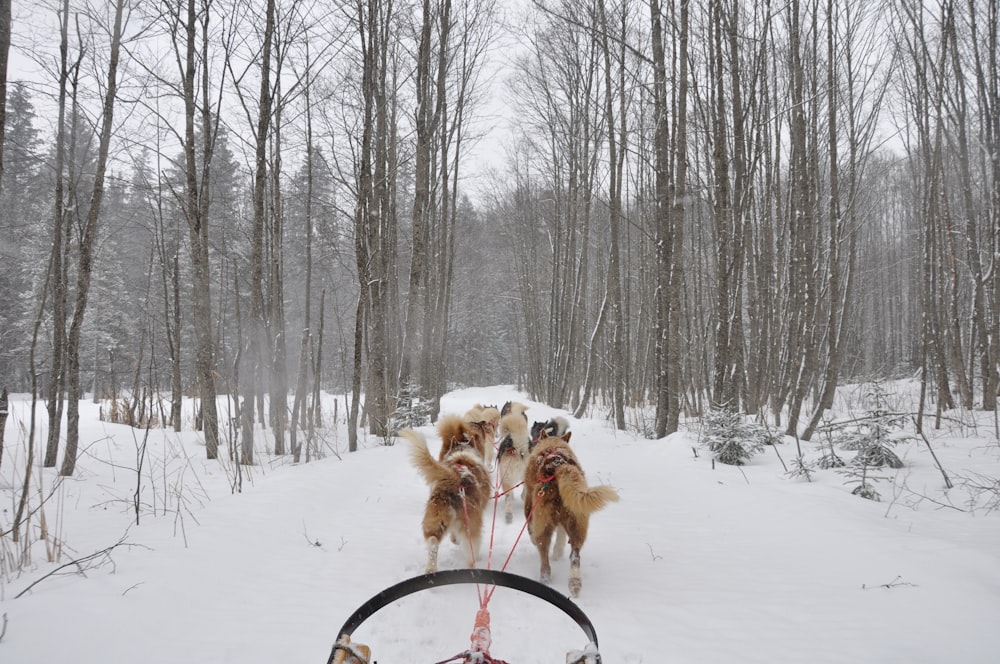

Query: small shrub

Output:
[822, 381, 913, 469]
[851, 482, 881, 501]
[387, 381, 432, 441]
[787, 455, 815, 481]
[700, 409, 778, 466]
[821, 381, 912, 500]
[817, 451, 846, 469]
[854, 444, 903, 469]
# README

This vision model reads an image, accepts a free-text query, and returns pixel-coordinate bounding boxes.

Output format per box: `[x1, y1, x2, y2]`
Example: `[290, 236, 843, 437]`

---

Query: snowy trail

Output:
[2, 386, 999, 663]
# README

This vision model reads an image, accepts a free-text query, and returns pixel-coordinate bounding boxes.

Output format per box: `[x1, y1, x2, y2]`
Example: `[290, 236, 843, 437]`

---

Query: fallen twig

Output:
[15, 534, 145, 599]
[911, 416, 954, 489]
[862, 575, 917, 590]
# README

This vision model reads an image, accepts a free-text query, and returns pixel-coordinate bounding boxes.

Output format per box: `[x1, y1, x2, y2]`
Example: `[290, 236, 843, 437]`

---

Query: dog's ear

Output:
[562, 431, 572, 443]
[465, 420, 489, 442]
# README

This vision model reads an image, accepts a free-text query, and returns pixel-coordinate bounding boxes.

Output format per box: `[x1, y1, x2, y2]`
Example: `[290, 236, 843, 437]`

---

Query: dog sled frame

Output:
[328, 568, 601, 664]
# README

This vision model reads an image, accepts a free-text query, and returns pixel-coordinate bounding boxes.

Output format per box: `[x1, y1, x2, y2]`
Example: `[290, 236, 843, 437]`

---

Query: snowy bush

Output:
[387, 381, 432, 441]
[817, 382, 915, 500]
[824, 382, 911, 469]
[699, 409, 780, 466]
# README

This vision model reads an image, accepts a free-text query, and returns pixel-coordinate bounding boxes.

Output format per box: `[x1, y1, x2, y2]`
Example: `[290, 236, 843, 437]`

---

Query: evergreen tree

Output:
[0, 84, 45, 389]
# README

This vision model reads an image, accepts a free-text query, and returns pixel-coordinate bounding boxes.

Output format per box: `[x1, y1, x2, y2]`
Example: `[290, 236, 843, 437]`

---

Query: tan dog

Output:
[437, 414, 491, 462]
[497, 412, 532, 523]
[523, 431, 619, 597]
[462, 404, 500, 466]
[501, 400, 528, 419]
[400, 419, 492, 574]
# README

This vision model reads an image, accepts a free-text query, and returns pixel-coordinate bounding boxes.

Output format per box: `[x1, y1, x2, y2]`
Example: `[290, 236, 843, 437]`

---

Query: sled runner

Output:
[327, 568, 602, 663]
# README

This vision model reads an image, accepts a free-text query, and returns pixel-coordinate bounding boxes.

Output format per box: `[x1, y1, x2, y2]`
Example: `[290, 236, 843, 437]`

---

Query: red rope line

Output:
[458, 488, 484, 607]
[454, 441, 562, 655]
[483, 473, 555, 606]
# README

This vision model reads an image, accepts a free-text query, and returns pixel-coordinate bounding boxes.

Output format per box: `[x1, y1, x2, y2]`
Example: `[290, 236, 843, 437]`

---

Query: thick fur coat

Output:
[497, 412, 533, 523]
[462, 404, 500, 466]
[400, 419, 492, 574]
[530, 416, 570, 449]
[523, 431, 619, 597]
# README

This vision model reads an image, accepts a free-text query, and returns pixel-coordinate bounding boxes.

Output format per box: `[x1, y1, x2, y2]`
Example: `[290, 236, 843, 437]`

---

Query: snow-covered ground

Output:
[1, 384, 999, 663]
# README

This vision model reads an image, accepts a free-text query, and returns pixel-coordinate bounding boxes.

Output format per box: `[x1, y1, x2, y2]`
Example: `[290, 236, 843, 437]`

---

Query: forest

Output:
[0, 0, 997, 475]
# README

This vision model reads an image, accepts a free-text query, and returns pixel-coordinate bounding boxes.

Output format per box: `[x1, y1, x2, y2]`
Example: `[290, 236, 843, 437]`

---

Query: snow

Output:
[2, 384, 999, 663]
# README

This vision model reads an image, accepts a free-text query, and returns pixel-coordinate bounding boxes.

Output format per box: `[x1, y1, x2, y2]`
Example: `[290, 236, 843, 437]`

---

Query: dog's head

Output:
[529, 421, 546, 449]
[530, 418, 568, 449]
[438, 415, 489, 462]
[480, 405, 501, 428]
[531, 430, 576, 476]
[500, 401, 528, 419]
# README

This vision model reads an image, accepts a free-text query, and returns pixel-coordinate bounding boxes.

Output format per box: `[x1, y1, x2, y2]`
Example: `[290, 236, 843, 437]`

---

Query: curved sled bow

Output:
[327, 568, 601, 663]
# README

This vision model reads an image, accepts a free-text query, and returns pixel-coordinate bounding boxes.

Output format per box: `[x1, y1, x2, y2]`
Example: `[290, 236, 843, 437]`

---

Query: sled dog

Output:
[463, 404, 501, 465]
[400, 420, 492, 574]
[523, 431, 619, 597]
[530, 416, 570, 450]
[500, 400, 529, 419]
[496, 412, 533, 523]
[436, 414, 493, 462]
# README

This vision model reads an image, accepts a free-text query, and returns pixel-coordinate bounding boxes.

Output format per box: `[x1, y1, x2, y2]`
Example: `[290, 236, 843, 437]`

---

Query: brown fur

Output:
[437, 414, 491, 462]
[461, 405, 500, 466]
[523, 431, 619, 597]
[497, 413, 532, 523]
[400, 427, 492, 574]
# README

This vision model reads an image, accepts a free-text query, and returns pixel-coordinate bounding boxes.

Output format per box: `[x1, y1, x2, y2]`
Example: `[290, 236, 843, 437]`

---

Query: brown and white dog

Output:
[400, 416, 492, 574]
[463, 403, 501, 466]
[496, 412, 532, 523]
[523, 431, 619, 597]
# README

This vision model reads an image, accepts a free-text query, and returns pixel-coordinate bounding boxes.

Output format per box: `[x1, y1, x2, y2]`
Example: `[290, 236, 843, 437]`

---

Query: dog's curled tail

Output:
[550, 416, 570, 436]
[556, 466, 620, 515]
[400, 428, 452, 486]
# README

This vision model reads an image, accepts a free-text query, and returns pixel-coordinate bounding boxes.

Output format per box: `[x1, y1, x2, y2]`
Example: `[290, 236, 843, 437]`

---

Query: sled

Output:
[327, 568, 602, 663]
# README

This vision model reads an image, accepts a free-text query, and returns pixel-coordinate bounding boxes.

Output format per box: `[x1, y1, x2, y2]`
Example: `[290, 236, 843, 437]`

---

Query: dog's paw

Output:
[569, 578, 581, 598]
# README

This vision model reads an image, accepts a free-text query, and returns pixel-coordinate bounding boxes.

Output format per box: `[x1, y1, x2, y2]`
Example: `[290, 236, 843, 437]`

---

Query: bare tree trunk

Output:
[43, 0, 73, 469]
[783, 0, 821, 437]
[60, 0, 126, 476]
[242, 0, 277, 466]
[708, 0, 745, 412]
[404, 0, 435, 399]
[667, 0, 689, 434]
[269, 14, 290, 455]
[0, 0, 10, 195]
[651, 0, 687, 436]
[966, 0, 1000, 410]
[308, 291, 326, 460]
[595, 0, 626, 429]
[292, 41, 316, 463]
[650, 0, 671, 436]
[349, 0, 396, 438]
[0, 388, 7, 470]
[180, 0, 220, 459]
